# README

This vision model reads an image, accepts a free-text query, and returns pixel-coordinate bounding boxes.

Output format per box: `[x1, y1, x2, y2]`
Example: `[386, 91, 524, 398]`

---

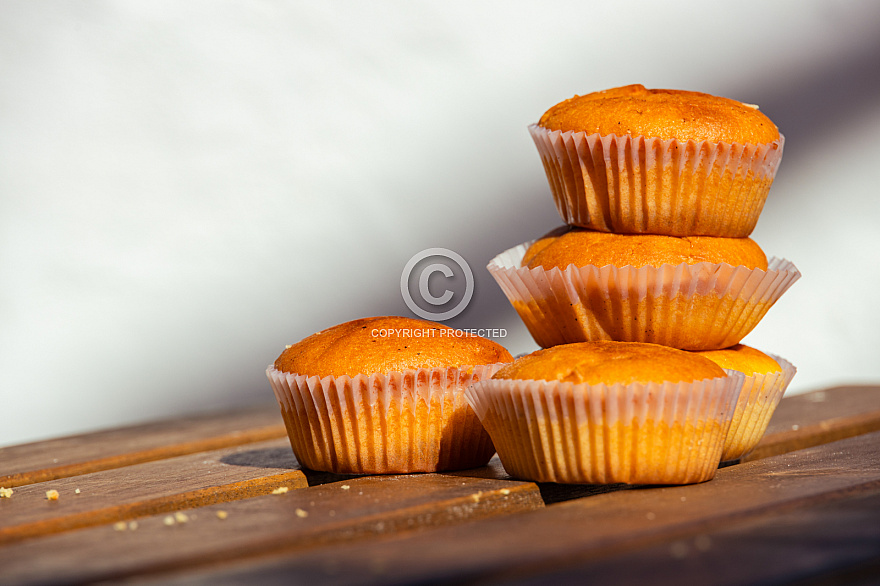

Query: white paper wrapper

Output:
[721, 355, 797, 461]
[529, 124, 784, 237]
[488, 242, 801, 351]
[466, 370, 745, 485]
[266, 364, 504, 474]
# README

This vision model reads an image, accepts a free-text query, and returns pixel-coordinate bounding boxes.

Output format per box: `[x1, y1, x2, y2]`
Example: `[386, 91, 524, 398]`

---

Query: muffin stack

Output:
[469, 85, 800, 484]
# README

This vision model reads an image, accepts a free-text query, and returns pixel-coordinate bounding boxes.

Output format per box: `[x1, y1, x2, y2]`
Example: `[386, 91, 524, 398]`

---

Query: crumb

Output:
[285, 344, 293, 349]
[46, 489, 59, 501]
[163, 515, 176, 526]
[128, 521, 138, 530]
[0, 487, 13, 498]
[295, 508, 308, 518]
[340, 485, 350, 490]
[174, 512, 189, 523]
[74, 488, 81, 495]
[500, 489, 510, 496]
[216, 510, 228, 520]
[471, 491, 483, 503]
[271, 486, 289, 495]
[114, 521, 127, 531]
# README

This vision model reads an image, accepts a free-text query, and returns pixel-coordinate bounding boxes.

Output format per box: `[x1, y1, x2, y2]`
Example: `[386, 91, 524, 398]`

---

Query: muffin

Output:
[696, 344, 796, 461]
[488, 227, 800, 350]
[465, 341, 744, 485]
[523, 227, 768, 271]
[267, 316, 512, 474]
[530, 84, 784, 236]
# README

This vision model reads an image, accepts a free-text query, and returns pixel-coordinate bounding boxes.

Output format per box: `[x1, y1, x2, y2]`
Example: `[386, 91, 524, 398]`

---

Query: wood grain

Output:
[0, 386, 878, 585]
[501, 486, 880, 586]
[0, 474, 543, 585]
[0, 404, 286, 488]
[0, 439, 305, 544]
[136, 431, 880, 586]
[745, 385, 880, 462]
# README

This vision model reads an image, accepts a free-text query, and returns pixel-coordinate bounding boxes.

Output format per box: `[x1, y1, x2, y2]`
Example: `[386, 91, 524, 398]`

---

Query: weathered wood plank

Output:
[135, 431, 880, 586]
[0, 403, 286, 488]
[745, 385, 880, 462]
[0, 386, 877, 585]
[501, 486, 880, 586]
[0, 473, 543, 585]
[0, 439, 306, 544]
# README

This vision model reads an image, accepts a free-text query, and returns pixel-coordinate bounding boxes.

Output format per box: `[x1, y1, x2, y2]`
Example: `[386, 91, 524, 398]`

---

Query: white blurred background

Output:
[2, 1, 879, 447]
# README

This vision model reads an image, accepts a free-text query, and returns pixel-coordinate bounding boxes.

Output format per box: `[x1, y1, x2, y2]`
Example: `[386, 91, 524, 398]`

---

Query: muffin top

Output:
[274, 316, 513, 378]
[538, 84, 780, 145]
[522, 226, 768, 270]
[695, 344, 781, 376]
[493, 341, 726, 386]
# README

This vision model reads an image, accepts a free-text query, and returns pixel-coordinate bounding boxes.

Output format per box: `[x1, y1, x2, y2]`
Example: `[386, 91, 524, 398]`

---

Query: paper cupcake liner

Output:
[529, 125, 784, 237]
[721, 355, 797, 461]
[465, 370, 745, 485]
[266, 364, 503, 474]
[488, 242, 800, 351]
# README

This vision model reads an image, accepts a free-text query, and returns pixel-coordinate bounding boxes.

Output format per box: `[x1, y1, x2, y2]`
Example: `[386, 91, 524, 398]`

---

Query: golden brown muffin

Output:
[694, 345, 795, 461]
[523, 227, 768, 271]
[695, 344, 781, 375]
[275, 316, 512, 377]
[519, 225, 572, 267]
[268, 316, 512, 475]
[489, 237, 799, 351]
[494, 341, 726, 386]
[529, 84, 784, 237]
[467, 340, 741, 485]
[538, 84, 779, 145]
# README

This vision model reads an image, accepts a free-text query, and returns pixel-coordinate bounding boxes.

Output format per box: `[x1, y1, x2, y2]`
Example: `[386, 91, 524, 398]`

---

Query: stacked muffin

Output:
[469, 85, 799, 484]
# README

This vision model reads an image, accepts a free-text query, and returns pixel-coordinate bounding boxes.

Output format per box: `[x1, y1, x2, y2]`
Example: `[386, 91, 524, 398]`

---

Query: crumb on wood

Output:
[0, 487, 13, 498]
[216, 510, 228, 520]
[295, 508, 309, 518]
[174, 512, 189, 523]
[46, 489, 59, 501]
[272, 486, 289, 495]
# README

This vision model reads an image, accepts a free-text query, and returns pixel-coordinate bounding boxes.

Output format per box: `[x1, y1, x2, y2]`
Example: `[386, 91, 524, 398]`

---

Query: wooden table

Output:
[2, 385, 879, 585]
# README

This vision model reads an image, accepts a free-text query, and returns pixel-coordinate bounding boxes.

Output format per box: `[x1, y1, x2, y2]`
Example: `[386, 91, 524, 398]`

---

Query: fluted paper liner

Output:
[466, 370, 745, 485]
[529, 124, 784, 237]
[488, 242, 800, 351]
[721, 355, 797, 461]
[266, 364, 503, 474]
